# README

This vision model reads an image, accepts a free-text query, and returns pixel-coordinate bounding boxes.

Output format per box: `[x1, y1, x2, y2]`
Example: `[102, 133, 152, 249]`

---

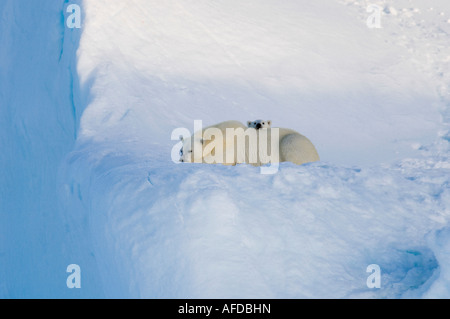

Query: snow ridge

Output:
[1, 0, 449, 298]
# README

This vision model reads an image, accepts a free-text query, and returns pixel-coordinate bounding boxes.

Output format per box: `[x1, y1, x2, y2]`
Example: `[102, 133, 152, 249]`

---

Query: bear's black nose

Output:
[256, 123, 262, 129]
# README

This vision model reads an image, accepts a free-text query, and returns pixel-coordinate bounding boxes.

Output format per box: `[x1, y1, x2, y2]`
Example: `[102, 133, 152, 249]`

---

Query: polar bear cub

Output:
[247, 119, 271, 129]
[179, 120, 319, 166]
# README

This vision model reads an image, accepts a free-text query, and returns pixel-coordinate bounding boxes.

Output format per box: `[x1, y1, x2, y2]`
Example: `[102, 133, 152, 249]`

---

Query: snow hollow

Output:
[1, 0, 449, 298]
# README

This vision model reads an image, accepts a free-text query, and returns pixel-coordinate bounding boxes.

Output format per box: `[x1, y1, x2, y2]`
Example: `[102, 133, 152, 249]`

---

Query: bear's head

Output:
[247, 119, 271, 129]
[179, 135, 204, 163]
[179, 128, 225, 163]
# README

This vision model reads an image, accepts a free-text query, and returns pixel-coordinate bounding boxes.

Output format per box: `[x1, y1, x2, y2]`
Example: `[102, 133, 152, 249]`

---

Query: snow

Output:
[1, 0, 450, 298]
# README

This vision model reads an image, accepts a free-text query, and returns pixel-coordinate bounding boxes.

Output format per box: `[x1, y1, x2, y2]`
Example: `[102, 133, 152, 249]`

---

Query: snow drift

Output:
[1, 0, 449, 298]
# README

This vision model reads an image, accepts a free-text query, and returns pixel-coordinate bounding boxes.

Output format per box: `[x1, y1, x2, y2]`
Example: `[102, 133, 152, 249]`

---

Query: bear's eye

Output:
[180, 149, 183, 156]
[263, 122, 265, 124]
[189, 150, 192, 153]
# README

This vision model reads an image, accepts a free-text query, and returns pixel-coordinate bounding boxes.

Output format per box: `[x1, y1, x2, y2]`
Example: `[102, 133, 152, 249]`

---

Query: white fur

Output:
[180, 120, 319, 166]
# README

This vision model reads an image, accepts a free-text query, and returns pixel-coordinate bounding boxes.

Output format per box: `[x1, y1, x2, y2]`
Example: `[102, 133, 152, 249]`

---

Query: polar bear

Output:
[179, 120, 246, 164]
[247, 119, 272, 129]
[179, 120, 319, 166]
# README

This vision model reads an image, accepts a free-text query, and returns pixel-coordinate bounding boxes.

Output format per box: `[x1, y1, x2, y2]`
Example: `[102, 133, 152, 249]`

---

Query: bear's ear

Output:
[247, 121, 252, 127]
[267, 120, 272, 126]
